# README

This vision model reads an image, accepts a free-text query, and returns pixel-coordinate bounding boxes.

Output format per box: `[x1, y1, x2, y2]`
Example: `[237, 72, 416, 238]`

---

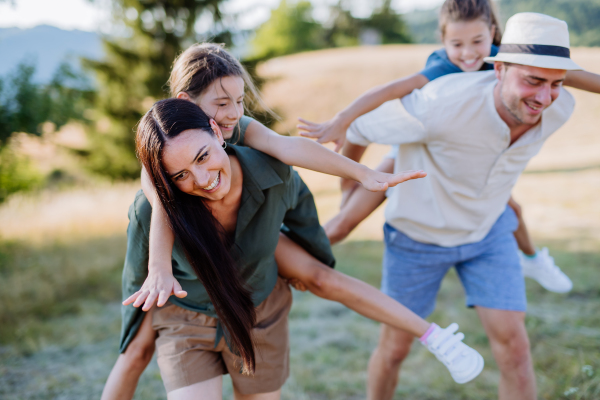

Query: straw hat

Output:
[484, 12, 582, 70]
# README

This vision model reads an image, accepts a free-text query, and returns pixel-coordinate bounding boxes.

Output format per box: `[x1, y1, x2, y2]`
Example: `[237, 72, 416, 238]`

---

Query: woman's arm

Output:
[244, 120, 426, 192]
[122, 168, 187, 311]
[564, 70, 600, 93]
[296, 73, 430, 149]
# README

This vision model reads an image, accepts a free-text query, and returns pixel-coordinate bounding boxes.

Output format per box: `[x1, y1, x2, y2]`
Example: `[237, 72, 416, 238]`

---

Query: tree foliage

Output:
[0, 62, 93, 145]
[251, 0, 412, 59]
[499, 0, 600, 47]
[82, 0, 228, 179]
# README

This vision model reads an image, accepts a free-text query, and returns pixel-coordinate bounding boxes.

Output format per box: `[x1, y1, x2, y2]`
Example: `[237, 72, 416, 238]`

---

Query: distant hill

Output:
[404, 0, 600, 46]
[0, 25, 103, 83]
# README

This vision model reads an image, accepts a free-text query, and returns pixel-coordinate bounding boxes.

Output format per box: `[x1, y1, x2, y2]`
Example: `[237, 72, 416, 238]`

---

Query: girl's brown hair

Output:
[136, 98, 257, 374]
[439, 0, 502, 46]
[168, 43, 276, 138]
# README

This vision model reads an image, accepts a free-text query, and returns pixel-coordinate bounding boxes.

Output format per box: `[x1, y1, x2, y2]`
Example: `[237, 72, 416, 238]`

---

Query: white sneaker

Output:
[422, 323, 484, 384]
[520, 247, 573, 293]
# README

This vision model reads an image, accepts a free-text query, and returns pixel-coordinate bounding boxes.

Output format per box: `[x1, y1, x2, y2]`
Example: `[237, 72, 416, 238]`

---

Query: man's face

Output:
[495, 63, 567, 126]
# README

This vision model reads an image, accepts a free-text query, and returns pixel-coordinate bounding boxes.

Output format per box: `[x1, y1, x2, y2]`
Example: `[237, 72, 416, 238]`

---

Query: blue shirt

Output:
[420, 45, 499, 81]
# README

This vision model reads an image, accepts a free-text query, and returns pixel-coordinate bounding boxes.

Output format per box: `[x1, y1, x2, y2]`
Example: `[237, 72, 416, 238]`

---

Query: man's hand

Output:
[359, 169, 427, 192]
[123, 266, 188, 311]
[297, 115, 349, 152]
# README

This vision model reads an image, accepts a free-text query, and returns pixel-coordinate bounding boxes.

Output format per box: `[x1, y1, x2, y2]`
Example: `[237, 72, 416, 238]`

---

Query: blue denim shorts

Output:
[381, 206, 525, 318]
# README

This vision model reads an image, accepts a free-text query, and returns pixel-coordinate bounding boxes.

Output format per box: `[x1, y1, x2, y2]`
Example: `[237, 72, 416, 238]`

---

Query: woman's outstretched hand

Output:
[360, 169, 427, 192]
[297, 116, 348, 152]
[122, 266, 188, 311]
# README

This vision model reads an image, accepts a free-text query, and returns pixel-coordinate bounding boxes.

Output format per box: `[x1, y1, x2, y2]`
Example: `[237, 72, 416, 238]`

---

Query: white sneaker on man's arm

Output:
[520, 247, 573, 293]
[421, 323, 484, 384]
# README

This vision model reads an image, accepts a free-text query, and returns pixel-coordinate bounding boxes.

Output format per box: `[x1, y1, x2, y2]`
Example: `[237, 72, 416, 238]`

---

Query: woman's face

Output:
[196, 75, 245, 138]
[443, 19, 494, 72]
[161, 123, 232, 200]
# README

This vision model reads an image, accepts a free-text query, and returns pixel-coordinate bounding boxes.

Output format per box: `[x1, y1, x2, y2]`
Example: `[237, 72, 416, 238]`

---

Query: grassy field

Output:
[1, 44, 600, 399]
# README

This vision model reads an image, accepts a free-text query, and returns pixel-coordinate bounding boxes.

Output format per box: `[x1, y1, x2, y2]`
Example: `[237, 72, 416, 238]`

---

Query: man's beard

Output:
[500, 81, 526, 125]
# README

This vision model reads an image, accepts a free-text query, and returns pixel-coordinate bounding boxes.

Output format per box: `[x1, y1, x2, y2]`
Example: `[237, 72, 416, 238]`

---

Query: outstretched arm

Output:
[122, 167, 187, 311]
[296, 73, 430, 150]
[244, 120, 426, 192]
[564, 70, 600, 93]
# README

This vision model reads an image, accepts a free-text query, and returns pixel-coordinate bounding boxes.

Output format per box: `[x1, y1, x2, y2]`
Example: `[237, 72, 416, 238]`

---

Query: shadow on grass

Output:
[0, 238, 598, 399]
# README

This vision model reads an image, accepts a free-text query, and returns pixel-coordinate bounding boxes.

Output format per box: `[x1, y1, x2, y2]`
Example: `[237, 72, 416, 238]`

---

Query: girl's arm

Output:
[122, 167, 187, 311]
[564, 70, 600, 93]
[244, 120, 426, 192]
[296, 73, 430, 150]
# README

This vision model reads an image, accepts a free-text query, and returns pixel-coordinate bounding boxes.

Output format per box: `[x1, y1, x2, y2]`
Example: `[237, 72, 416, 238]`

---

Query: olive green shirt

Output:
[119, 124, 335, 352]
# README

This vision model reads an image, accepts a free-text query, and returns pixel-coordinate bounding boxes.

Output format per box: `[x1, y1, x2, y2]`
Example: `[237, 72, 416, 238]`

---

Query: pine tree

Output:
[82, 0, 228, 179]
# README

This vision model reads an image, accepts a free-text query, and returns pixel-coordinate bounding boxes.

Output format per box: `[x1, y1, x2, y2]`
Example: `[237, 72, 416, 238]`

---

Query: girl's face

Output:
[161, 123, 232, 201]
[443, 19, 495, 72]
[197, 75, 245, 139]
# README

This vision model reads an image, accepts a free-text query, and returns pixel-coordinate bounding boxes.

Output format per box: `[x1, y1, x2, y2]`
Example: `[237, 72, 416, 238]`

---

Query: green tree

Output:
[365, 0, 412, 44]
[82, 0, 228, 179]
[0, 61, 90, 201]
[499, 0, 600, 46]
[0, 61, 92, 144]
[251, 0, 324, 59]
[251, 0, 412, 59]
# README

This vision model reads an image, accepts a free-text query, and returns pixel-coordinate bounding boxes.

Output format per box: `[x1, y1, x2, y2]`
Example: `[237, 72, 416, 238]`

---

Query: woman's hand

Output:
[360, 169, 427, 192]
[297, 115, 349, 152]
[122, 266, 188, 311]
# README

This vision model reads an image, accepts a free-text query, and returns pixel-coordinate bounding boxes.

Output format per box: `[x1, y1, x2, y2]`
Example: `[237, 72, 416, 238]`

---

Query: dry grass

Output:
[0, 181, 140, 244]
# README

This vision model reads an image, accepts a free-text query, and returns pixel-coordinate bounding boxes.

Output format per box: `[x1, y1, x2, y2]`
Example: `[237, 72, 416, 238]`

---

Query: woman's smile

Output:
[202, 171, 221, 192]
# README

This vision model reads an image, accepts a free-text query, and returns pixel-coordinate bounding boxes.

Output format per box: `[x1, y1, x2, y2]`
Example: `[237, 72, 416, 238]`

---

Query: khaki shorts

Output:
[152, 278, 292, 394]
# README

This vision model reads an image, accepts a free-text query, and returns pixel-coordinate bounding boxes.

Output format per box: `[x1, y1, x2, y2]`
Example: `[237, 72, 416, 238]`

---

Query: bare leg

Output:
[507, 197, 536, 256]
[367, 324, 414, 400]
[167, 375, 222, 400]
[233, 387, 282, 400]
[476, 307, 536, 400]
[276, 233, 430, 337]
[325, 158, 393, 245]
[101, 312, 157, 400]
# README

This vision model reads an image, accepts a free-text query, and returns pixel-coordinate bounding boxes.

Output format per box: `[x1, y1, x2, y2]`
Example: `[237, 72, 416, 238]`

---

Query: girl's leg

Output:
[507, 197, 536, 256]
[325, 158, 393, 245]
[101, 312, 157, 400]
[167, 375, 222, 400]
[275, 233, 430, 338]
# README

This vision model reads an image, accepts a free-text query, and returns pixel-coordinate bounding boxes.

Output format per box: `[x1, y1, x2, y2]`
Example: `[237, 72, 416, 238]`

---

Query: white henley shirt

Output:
[347, 70, 575, 247]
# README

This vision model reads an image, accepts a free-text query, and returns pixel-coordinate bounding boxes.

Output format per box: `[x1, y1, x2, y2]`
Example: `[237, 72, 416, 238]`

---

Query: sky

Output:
[0, 0, 446, 32]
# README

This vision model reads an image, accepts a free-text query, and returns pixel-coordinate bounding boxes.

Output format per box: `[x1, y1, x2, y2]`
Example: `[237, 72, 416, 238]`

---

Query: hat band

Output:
[499, 44, 570, 58]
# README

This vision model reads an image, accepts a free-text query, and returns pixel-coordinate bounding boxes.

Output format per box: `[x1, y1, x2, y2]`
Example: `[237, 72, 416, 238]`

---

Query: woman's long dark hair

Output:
[136, 98, 256, 374]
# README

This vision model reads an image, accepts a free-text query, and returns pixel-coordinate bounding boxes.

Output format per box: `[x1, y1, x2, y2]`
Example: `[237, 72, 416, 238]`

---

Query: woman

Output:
[119, 98, 482, 399]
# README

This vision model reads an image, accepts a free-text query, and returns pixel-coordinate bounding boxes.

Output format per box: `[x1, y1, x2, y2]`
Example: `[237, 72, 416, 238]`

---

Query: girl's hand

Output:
[122, 267, 188, 311]
[297, 116, 349, 152]
[360, 169, 427, 192]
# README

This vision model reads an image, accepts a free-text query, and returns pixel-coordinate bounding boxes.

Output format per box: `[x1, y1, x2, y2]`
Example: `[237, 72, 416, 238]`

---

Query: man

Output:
[344, 13, 582, 400]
